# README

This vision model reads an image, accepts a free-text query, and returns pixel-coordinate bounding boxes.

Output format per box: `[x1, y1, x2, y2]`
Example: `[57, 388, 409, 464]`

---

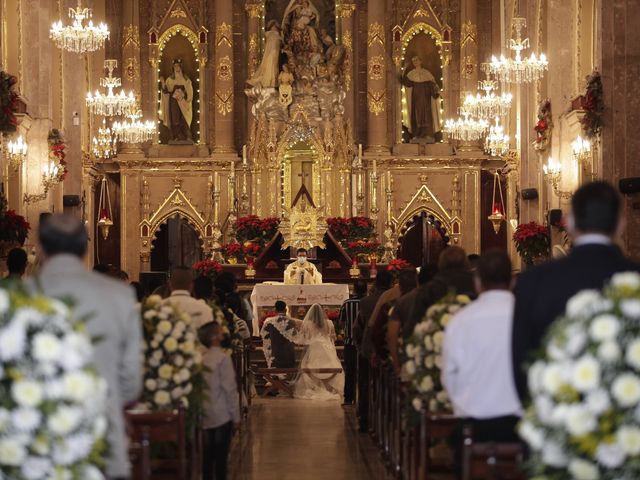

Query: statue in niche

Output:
[278, 64, 294, 111]
[247, 21, 283, 89]
[320, 30, 345, 82]
[282, 0, 322, 59]
[159, 59, 194, 143]
[401, 56, 442, 144]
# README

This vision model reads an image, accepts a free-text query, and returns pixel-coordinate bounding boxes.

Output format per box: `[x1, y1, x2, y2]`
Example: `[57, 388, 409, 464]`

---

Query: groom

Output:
[260, 301, 301, 368]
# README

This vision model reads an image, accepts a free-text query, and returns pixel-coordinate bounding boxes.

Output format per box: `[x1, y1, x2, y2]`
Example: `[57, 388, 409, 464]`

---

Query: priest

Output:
[284, 247, 322, 284]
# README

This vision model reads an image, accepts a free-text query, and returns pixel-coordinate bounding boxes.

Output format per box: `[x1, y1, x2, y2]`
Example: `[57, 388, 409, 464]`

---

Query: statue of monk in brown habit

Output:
[401, 56, 442, 144]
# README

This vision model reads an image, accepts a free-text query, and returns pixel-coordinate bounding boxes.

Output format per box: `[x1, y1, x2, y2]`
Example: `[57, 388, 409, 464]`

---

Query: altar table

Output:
[250, 283, 350, 334]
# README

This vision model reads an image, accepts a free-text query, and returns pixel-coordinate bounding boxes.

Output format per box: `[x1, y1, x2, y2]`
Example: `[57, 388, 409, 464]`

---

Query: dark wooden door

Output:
[397, 212, 446, 267]
[150, 216, 204, 272]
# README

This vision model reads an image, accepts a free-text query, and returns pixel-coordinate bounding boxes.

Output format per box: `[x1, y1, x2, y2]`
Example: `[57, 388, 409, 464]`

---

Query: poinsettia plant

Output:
[327, 216, 376, 242]
[513, 222, 550, 265]
[534, 99, 552, 151]
[0, 190, 29, 245]
[387, 259, 412, 272]
[192, 260, 223, 280]
[345, 240, 384, 261]
[581, 70, 604, 138]
[0, 71, 19, 133]
[221, 242, 243, 262]
[48, 128, 68, 182]
[234, 215, 280, 245]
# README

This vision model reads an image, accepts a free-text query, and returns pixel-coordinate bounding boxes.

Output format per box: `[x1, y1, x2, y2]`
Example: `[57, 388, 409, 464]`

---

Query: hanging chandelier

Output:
[112, 110, 155, 144]
[97, 176, 113, 240]
[443, 111, 489, 142]
[488, 171, 506, 234]
[92, 119, 117, 159]
[463, 80, 513, 119]
[484, 117, 510, 157]
[86, 60, 136, 117]
[482, 17, 547, 84]
[7, 135, 28, 171]
[50, 0, 109, 53]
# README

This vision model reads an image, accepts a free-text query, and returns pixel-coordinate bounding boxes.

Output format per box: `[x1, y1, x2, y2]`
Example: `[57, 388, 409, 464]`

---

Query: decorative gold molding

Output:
[368, 22, 385, 47]
[216, 89, 233, 116]
[216, 22, 233, 47]
[461, 20, 477, 48]
[461, 54, 477, 79]
[170, 7, 187, 18]
[336, 3, 356, 18]
[248, 34, 259, 75]
[216, 55, 233, 81]
[368, 55, 385, 80]
[414, 8, 430, 18]
[342, 30, 353, 91]
[367, 90, 386, 115]
[245, 3, 264, 18]
[123, 25, 140, 48]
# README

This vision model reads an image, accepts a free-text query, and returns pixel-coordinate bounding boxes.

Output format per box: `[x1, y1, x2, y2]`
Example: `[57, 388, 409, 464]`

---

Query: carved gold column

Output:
[214, 2, 235, 153]
[366, 2, 388, 153]
[228, 160, 237, 226]
[382, 170, 395, 262]
[211, 172, 223, 261]
[337, 3, 356, 126]
[245, 2, 263, 79]
[460, 0, 479, 94]
[369, 159, 379, 223]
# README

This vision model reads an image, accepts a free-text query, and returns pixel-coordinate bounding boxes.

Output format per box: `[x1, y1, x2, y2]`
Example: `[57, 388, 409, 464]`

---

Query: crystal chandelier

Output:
[463, 80, 512, 119]
[7, 135, 28, 170]
[112, 110, 155, 144]
[92, 119, 117, 159]
[50, 0, 109, 53]
[86, 60, 136, 117]
[443, 111, 489, 142]
[482, 17, 548, 84]
[484, 117, 510, 157]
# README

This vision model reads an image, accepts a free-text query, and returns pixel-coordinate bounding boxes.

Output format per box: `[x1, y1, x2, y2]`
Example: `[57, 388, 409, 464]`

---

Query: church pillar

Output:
[366, 0, 389, 153]
[120, 0, 143, 155]
[245, 2, 263, 86]
[337, 3, 356, 128]
[213, 0, 235, 153]
[460, 0, 479, 94]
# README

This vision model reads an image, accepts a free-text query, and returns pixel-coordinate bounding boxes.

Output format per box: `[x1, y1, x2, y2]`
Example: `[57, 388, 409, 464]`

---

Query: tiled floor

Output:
[229, 398, 391, 480]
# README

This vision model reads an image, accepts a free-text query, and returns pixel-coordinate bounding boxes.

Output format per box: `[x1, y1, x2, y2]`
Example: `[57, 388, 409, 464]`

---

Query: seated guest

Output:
[5, 247, 28, 280]
[512, 181, 640, 402]
[260, 300, 301, 368]
[284, 247, 322, 285]
[222, 292, 252, 340]
[163, 266, 213, 329]
[216, 271, 254, 336]
[442, 250, 521, 478]
[199, 322, 240, 480]
[338, 280, 368, 404]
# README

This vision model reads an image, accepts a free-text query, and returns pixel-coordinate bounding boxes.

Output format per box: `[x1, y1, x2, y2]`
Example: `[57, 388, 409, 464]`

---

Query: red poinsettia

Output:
[234, 215, 280, 245]
[327, 216, 375, 242]
[513, 222, 550, 265]
[0, 71, 19, 133]
[221, 242, 242, 259]
[0, 191, 30, 244]
[580, 71, 604, 138]
[387, 259, 412, 271]
[192, 260, 223, 280]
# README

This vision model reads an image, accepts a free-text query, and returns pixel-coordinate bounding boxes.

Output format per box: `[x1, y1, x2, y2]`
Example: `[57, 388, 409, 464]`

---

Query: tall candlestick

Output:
[373, 159, 377, 176]
[386, 171, 392, 189]
[214, 171, 220, 192]
[242, 144, 248, 166]
[358, 143, 362, 160]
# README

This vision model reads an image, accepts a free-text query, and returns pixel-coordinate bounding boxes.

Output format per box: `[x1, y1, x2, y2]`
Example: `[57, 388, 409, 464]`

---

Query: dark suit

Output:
[512, 243, 640, 401]
[264, 321, 297, 368]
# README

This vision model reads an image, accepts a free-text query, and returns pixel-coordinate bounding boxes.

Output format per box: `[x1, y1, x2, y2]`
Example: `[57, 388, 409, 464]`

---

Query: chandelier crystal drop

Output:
[92, 119, 117, 159]
[463, 80, 513, 119]
[443, 111, 489, 142]
[484, 117, 510, 157]
[482, 17, 548, 84]
[112, 110, 155, 144]
[50, 0, 109, 53]
[86, 60, 136, 117]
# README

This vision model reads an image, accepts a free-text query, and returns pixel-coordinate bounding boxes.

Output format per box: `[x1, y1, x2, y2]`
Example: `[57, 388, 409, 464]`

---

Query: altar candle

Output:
[214, 171, 220, 191]
[242, 144, 248, 166]
[230, 159, 235, 174]
[386, 171, 392, 189]
[358, 143, 362, 160]
[373, 159, 377, 176]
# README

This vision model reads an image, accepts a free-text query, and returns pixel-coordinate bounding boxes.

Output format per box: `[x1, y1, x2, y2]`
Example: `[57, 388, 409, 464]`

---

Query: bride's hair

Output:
[306, 303, 326, 330]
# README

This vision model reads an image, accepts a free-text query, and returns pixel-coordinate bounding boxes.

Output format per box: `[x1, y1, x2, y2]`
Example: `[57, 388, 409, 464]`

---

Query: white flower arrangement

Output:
[0, 287, 108, 480]
[521, 271, 640, 480]
[140, 295, 204, 414]
[404, 293, 471, 414]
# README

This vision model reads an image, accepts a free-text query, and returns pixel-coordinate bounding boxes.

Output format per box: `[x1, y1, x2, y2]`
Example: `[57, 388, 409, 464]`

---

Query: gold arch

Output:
[402, 22, 443, 48]
[147, 209, 206, 251]
[158, 24, 200, 54]
[394, 206, 451, 247]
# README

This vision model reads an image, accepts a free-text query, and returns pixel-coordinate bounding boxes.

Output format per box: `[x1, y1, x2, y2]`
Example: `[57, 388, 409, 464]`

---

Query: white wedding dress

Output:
[294, 304, 345, 401]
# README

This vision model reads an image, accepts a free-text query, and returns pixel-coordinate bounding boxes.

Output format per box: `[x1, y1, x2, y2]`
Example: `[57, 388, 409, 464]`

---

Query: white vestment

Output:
[284, 261, 322, 285]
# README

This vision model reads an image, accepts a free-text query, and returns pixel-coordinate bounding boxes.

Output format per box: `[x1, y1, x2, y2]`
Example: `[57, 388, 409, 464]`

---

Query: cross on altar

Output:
[297, 171, 310, 186]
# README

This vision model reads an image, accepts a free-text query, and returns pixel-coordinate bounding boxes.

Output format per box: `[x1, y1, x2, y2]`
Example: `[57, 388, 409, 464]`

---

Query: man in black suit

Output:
[512, 181, 640, 402]
[260, 301, 300, 368]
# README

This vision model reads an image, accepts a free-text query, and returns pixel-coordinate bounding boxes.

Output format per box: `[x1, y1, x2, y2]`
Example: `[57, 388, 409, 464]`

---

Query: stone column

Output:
[460, 0, 479, 95]
[337, 3, 356, 127]
[120, 0, 143, 154]
[213, 0, 235, 153]
[245, 2, 263, 80]
[366, 0, 389, 153]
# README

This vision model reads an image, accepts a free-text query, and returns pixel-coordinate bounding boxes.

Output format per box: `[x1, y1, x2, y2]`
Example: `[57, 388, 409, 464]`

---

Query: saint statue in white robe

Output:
[159, 60, 194, 142]
[247, 21, 283, 89]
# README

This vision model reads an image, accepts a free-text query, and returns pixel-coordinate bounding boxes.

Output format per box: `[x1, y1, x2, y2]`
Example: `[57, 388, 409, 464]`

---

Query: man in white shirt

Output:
[164, 266, 213, 329]
[442, 249, 521, 476]
[284, 247, 322, 284]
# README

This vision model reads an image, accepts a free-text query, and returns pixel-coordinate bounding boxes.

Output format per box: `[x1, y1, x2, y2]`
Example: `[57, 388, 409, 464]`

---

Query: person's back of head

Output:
[224, 291, 242, 315]
[570, 181, 621, 237]
[437, 246, 469, 272]
[476, 249, 512, 292]
[130, 281, 146, 302]
[198, 321, 222, 349]
[169, 266, 193, 292]
[398, 268, 418, 295]
[193, 275, 214, 300]
[418, 263, 438, 285]
[353, 280, 368, 298]
[275, 300, 287, 313]
[467, 253, 480, 271]
[7, 248, 28, 277]
[214, 271, 237, 294]
[374, 269, 393, 291]
[38, 214, 88, 259]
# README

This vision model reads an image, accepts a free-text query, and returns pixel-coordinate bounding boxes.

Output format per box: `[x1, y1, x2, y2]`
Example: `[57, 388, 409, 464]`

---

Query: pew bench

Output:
[462, 440, 525, 480]
[255, 367, 343, 397]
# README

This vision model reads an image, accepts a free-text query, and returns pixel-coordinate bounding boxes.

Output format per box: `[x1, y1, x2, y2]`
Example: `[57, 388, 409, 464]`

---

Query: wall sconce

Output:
[572, 135, 594, 180]
[24, 160, 62, 204]
[7, 135, 28, 171]
[543, 158, 572, 199]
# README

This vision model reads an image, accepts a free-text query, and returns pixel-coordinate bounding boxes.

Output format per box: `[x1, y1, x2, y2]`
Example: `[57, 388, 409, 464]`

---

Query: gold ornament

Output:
[337, 4, 356, 18]
[367, 90, 386, 115]
[216, 22, 233, 47]
[279, 197, 327, 251]
[368, 55, 385, 80]
[216, 89, 233, 115]
[217, 55, 233, 81]
[368, 22, 385, 47]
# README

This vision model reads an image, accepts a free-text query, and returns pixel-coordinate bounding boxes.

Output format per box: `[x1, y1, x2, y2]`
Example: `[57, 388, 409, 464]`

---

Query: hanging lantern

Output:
[488, 171, 506, 234]
[97, 176, 113, 240]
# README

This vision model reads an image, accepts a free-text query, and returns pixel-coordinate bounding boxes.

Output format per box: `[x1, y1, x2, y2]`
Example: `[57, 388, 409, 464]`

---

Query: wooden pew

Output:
[418, 411, 457, 480]
[128, 425, 151, 480]
[255, 367, 344, 397]
[462, 427, 525, 480]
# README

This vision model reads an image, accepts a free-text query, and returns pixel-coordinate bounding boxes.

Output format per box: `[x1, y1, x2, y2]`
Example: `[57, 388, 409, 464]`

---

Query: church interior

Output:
[1, 0, 639, 479]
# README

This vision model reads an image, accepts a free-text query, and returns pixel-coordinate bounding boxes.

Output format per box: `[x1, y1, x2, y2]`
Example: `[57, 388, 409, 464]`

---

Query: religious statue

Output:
[247, 20, 283, 89]
[159, 59, 194, 143]
[320, 30, 345, 82]
[278, 64, 294, 110]
[282, 0, 322, 59]
[284, 247, 322, 285]
[401, 56, 442, 144]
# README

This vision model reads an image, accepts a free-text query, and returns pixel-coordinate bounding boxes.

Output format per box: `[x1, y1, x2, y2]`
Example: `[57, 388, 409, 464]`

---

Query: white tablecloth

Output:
[250, 283, 350, 334]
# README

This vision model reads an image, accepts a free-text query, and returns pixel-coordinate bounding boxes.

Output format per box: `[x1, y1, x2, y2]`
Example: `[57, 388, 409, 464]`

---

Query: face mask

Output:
[298, 256, 306, 265]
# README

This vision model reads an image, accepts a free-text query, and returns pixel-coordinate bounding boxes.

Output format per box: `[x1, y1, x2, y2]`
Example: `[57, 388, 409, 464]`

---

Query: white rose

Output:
[424, 356, 434, 369]
[566, 327, 588, 356]
[433, 331, 444, 348]
[586, 389, 611, 415]
[62, 371, 93, 403]
[527, 361, 546, 394]
[149, 357, 160, 368]
[12, 380, 43, 407]
[93, 415, 108, 439]
[440, 314, 452, 327]
[406, 344, 416, 357]
[163, 337, 178, 352]
[152, 349, 163, 361]
[423, 336, 433, 350]
[60, 333, 92, 371]
[612, 373, 640, 407]
[12, 408, 41, 433]
[436, 390, 448, 403]
[0, 289, 8, 314]
[598, 341, 621, 362]
[611, 272, 640, 290]
[158, 364, 173, 379]
[550, 403, 570, 427]
[48, 406, 82, 435]
[589, 314, 620, 342]
[617, 426, 640, 455]
[32, 436, 50, 455]
[541, 364, 564, 395]
[626, 339, 640, 370]
[411, 398, 422, 412]
[145, 379, 157, 391]
[0, 321, 26, 361]
[566, 290, 603, 318]
[171, 387, 183, 399]
[622, 300, 640, 319]
[183, 383, 193, 395]
[434, 355, 443, 369]
[533, 395, 554, 425]
[565, 405, 597, 436]
[154, 390, 171, 406]
[541, 441, 567, 468]
[518, 421, 544, 450]
[175, 355, 185, 367]
[405, 361, 416, 376]
[33, 332, 63, 363]
[179, 368, 190, 382]
[21, 456, 53, 479]
[82, 464, 105, 480]
[419, 376, 434, 393]
[572, 355, 601, 392]
[157, 320, 172, 335]
[595, 442, 625, 468]
[0, 439, 26, 466]
[568, 458, 599, 480]
[143, 310, 156, 320]
[147, 294, 162, 306]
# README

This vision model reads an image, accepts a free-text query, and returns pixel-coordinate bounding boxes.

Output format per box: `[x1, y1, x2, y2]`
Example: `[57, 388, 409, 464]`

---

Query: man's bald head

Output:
[170, 266, 194, 292]
[38, 214, 88, 258]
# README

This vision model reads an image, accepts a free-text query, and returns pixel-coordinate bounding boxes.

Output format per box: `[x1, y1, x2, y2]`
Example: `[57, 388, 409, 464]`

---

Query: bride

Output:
[294, 304, 344, 401]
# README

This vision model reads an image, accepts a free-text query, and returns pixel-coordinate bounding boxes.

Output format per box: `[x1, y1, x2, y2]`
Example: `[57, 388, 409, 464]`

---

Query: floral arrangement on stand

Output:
[0, 287, 109, 480]
[520, 272, 640, 480]
[192, 260, 223, 281]
[140, 295, 205, 425]
[208, 301, 244, 353]
[534, 99, 553, 151]
[345, 240, 385, 263]
[220, 242, 243, 264]
[513, 222, 551, 266]
[234, 215, 280, 245]
[404, 293, 471, 419]
[581, 70, 604, 138]
[47, 129, 68, 183]
[327, 216, 376, 243]
[0, 71, 19, 133]
[0, 190, 30, 251]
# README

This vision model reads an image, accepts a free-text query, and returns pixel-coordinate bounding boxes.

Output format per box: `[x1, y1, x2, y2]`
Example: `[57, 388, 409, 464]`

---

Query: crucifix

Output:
[297, 171, 310, 186]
